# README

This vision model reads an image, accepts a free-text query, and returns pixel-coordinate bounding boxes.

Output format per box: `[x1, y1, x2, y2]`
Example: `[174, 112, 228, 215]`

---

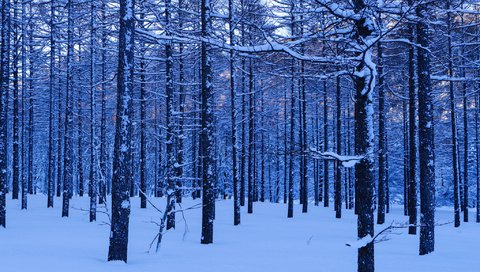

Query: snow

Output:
[1, 195, 480, 272]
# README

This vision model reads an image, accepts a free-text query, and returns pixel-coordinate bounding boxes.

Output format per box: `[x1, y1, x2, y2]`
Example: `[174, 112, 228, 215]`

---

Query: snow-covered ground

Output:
[0, 195, 479, 272]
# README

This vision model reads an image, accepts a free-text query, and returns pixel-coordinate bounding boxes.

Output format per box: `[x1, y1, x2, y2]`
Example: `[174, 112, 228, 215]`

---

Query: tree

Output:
[446, 1, 460, 228]
[89, 0, 98, 222]
[229, 0, 241, 226]
[108, 0, 135, 262]
[0, 0, 11, 228]
[47, 0, 56, 208]
[416, 1, 435, 256]
[200, 0, 215, 245]
[62, 0, 75, 218]
[408, 0, 418, 234]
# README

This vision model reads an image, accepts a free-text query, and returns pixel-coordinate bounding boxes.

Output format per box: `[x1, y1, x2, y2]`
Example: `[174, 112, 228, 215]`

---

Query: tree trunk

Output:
[417, 3, 436, 256]
[447, 4, 460, 228]
[228, 0, 240, 225]
[107, 0, 135, 262]
[0, 0, 11, 227]
[62, 0, 75, 218]
[89, 0, 97, 222]
[200, 0, 214, 245]
[408, 10, 418, 234]
[335, 76, 342, 218]
[377, 40, 386, 225]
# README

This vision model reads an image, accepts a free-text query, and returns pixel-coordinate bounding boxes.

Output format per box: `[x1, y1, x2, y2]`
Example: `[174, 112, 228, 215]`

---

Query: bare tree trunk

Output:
[417, 2, 436, 256]
[62, 0, 75, 218]
[377, 40, 386, 225]
[408, 7, 418, 233]
[200, 0, 215, 245]
[228, 0, 240, 225]
[89, 0, 97, 222]
[335, 76, 342, 218]
[47, 0, 56, 208]
[0, 0, 11, 228]
[108, 0, 135, 262]
[447, 3, 460, 228]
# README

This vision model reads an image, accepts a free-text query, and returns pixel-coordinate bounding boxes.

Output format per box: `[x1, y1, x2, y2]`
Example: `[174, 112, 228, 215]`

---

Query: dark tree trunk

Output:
[200, 0, 214, 245]
[287, 60, 295, 219]
[335, 76, 342, 219]
[20, 0, 27, 210]
[47, 0, 56, 208]
[408, 12, 418, 234]
[247, 58, 254, 214]
[12, 0, 19, 201]
[352, 2, 376, 271]
[476, 92, 480, 223]
[403, 89, 409, 216]
[89, 0, 97, 222]
[323, 80, 329, 208]
[27, 1, 34, 196]
[0, 0, 11, 228]
[283, 82, 288, 204]
[99, 1, 107, 205]
[447, 4, 460, 228]
[164, 0, 176, 230]
[139, 1, 147, 209]
[228, 0, 240, 225]
[107, 0, 135, 262]
[417, 3, 435, 256]
[377, 41, 386, 225]
[62, 0, 75, 218]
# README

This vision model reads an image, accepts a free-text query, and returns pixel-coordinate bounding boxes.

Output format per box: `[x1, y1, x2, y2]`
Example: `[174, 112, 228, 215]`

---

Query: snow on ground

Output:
[0, 195, 479, 272]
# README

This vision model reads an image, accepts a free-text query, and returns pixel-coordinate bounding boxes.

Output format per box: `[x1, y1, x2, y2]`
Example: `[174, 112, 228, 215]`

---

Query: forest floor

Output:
[0, 195, 479, 272]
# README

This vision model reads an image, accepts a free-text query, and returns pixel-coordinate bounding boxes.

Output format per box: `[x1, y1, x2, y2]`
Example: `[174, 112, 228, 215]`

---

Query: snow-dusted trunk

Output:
[240, 57, 246, 206]
[108, 0, 135, 262]
[200, 0, 215, 244]
[287, 62, 295, 218]
[228, 0, 241, 225]
[139, 0, 147, 209]
[446, 5, 460, 228]
[403, 92, 408, 216]
[99, 1, 108, 204]
[247, 58, 254, 214]
[352, 2, 377, 271]
[283, 82, 288, 204]
[323, 80, 329, 208]
[314, 102, 319, 206]
[476, 92, 480, 223]
[27, 0, 34, 196]
[0, 0, 11, 227]
[89, 0, 97, 222]
[347, 103, 354, 210]
[62, 0, 75, 218]
[377, 40, 386, 225]
[416, 3, 435, 256]
[77, 43, 84, 197]
[335, 76, 342, 218]
[56, 44, 63, 198]
[287, 3, 295, 218]
[260, 88, 265, 203]
[300, 14, 308, 213]
[407, 8, 418, 234]
[47, 0, 56, 208]
[175, 0, 185, 205]
[12, 0, 19, 201]
[164, 0, 176, 230]
[21, 0, 27, 209]
[461, 27, 468, 223]
[275, 123, 280, 203]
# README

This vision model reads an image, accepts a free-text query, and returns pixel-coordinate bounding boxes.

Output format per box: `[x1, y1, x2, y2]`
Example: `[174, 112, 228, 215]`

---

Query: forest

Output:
[0, 0, 479, 271]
